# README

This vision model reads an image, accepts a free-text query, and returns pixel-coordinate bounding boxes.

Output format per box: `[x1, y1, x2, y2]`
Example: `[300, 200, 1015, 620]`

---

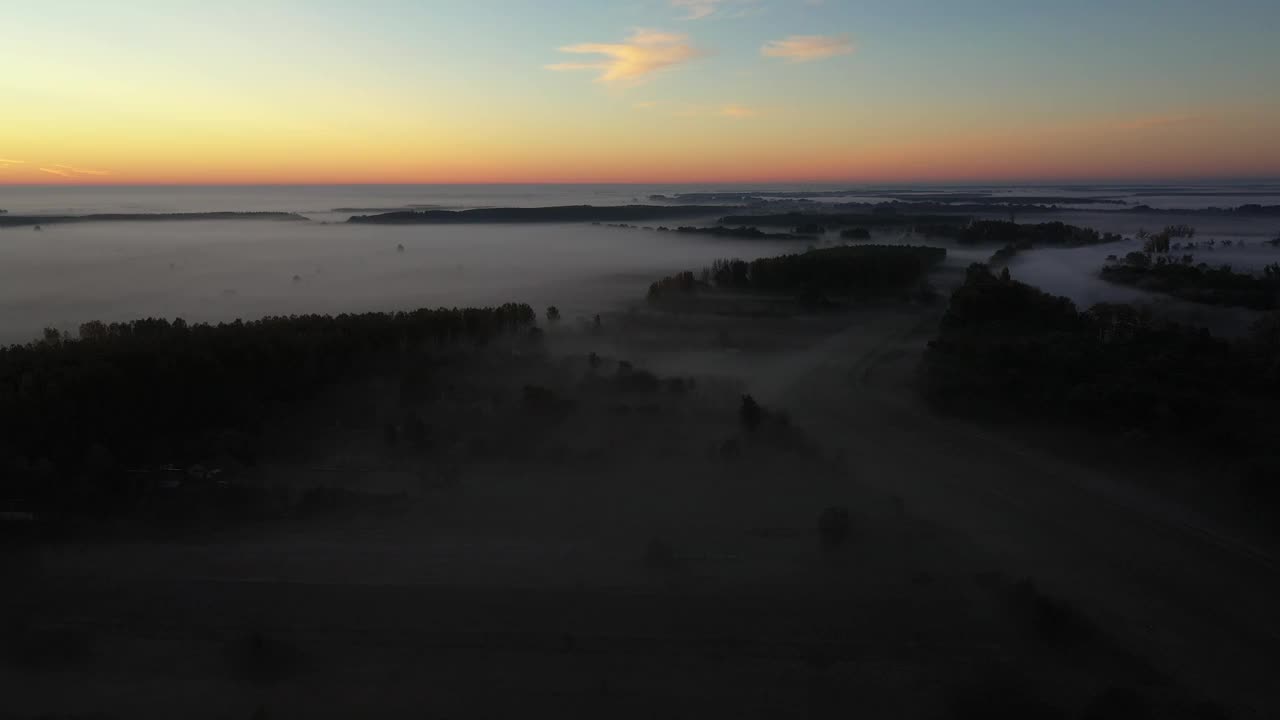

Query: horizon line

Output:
[4, 175, 1280, 189]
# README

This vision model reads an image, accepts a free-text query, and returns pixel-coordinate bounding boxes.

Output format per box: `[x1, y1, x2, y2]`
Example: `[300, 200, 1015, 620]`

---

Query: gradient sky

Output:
[3, 0, 1279, 184]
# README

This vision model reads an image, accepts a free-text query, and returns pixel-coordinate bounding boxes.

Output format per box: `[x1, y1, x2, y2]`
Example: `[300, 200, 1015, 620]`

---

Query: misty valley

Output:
[3, 187, 1280, 718]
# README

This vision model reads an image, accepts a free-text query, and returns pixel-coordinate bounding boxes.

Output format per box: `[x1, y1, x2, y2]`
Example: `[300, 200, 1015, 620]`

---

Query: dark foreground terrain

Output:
[3, 238, 1280, 719]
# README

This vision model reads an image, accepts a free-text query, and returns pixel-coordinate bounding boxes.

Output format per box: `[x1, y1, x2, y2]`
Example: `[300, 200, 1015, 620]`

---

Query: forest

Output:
[923, 265, 1280, 504]
[0, 305, 536, 512]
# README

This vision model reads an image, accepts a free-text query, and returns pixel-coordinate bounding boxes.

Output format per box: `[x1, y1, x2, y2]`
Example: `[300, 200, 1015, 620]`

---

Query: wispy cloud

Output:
[671, 0, 721, 20]
[39, 164, 111, 178]
[762, 33, 854, 62]
[720, 104, 759, 118]
[671, 0, 762, 20]
[547, 29, 702, 85]
[55, 164, 110, 176]
[0, 158, 24, 166]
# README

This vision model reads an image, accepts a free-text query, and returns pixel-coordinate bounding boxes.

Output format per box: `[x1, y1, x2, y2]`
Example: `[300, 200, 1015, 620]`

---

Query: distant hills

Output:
[0, 212, 306, 228]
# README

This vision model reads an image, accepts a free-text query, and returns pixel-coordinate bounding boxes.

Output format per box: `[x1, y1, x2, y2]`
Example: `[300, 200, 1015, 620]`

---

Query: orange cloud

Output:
[547, 29, 702, 85]
[720, 104, 759, 118]
[762, 34, 854, 62]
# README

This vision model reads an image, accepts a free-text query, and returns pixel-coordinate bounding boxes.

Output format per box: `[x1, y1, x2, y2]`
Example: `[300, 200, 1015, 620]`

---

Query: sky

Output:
[2, 0, 1279, 185]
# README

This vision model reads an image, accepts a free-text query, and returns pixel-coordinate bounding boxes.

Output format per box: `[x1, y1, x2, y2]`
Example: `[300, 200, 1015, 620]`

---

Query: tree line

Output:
[915, 220, 1125, 247]
[647, 245, 946, 303]
[0, 304, 536, 510]
[1098, 225, 1280, 310]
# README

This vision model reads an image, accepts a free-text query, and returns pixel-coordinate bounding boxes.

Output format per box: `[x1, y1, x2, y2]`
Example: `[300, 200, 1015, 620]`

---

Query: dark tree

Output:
[739, 394, 762, 433]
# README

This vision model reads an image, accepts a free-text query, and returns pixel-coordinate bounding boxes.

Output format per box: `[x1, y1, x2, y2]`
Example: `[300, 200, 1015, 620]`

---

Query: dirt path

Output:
[751, 302, 1280, 716]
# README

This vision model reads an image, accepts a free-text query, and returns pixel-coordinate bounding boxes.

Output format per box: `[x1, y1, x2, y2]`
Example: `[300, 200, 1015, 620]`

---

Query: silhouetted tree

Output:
[739, 394, 762, 433]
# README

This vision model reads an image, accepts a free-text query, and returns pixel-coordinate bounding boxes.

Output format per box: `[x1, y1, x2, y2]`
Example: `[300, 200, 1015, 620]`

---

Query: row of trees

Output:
[1101, 257, 1280, 310]
[647, 246, 946, 303]
[916, 220, 1124, 247]
[0, 304, 536, 507]
[1100, 226, 1280, 310]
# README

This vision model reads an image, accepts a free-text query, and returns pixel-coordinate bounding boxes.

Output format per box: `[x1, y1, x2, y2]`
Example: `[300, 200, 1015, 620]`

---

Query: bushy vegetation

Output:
[840, 227, 871, 240]
[0, 305, 536, 509]
[924, 265, 1280, 500]
[646, 270, 708, 301]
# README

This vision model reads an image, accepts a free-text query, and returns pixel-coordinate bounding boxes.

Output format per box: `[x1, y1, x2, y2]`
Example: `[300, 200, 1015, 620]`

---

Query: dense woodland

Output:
[924, 265, 1280, 503]
[647, 245, 945, 303]
[0, 305, 536, 510]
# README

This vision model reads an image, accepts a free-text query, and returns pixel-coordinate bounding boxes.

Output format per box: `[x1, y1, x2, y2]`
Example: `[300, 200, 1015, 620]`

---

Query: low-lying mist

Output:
[0, 221, 801, 345]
